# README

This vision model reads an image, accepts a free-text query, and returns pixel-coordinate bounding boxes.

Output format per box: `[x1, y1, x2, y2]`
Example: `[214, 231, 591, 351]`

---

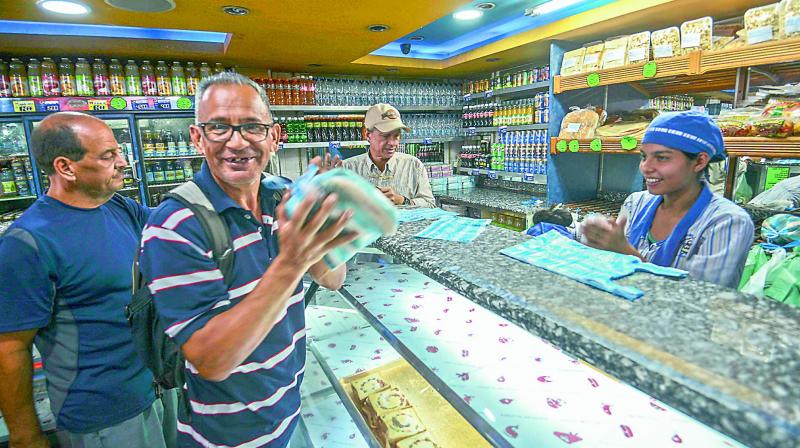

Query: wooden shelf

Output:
[549, 137, 639, 155]
[550, 136, 800, 158]
[699, 37, 800, 74]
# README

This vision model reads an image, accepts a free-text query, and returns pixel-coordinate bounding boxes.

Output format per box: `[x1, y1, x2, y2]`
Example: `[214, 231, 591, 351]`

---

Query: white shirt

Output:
[343, 152, 435, 208]
[620, 190, 755, 288]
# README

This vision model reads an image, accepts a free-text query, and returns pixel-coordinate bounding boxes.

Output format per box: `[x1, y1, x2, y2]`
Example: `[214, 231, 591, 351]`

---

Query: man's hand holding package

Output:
[379, 186, 405, 205]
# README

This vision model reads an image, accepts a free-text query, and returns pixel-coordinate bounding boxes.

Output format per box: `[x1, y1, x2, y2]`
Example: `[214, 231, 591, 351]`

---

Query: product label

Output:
[59, 75, 75, 96]
[603, 48, 625, 64]
[171, 77, 187, 96]
[12, 100, 35, 113]
[110, 75, 126, 96]
[94, 76, 110, 96]
[187, 78, 199, 96]
[0, 75, 10, 97]
[42, 74, 60, 96]
[88, 99, 109, 111]
[583, 53, 600, 66]
[765, 167, 790, 190]
[681, 33, 701, 48]
[42, 100, 61, 112]
[628, 47, 647, 63]
[786, 16, 800, 34]
[2, 181, 17, 194]
[653, 44, 674, 58]
[75, 75, 93, 96]
[28, 77, 43, 97]
[747, 26, 774, 44]
[566, 123, 582, 133]
[132, 99, 154, 110]
[562, 56, 578, 70]
[141, 75, 157, 96]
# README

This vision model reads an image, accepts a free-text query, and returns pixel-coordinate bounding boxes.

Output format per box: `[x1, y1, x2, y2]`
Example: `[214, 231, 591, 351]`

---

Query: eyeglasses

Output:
[196, 122, 275, 143]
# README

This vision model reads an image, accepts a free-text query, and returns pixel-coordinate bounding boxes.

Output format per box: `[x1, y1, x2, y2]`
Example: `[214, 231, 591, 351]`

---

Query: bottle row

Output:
[398, 142, 445, 164]
[462, 96, 550, 128]
[464, 65, 551, 95]
[139, 128, 198, 158]
[143, 160, 196, 185]
[459, 142, 549, 175]
[311, 78, 463, 107]
[0, 57, 228, 98]
[0, 157, 36, 198]
[277, 115, 364, 143]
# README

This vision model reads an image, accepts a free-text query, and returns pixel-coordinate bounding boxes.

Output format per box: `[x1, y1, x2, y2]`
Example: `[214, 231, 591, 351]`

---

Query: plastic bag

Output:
[558, 107, 602, 139]
[740, 247, 786, 296]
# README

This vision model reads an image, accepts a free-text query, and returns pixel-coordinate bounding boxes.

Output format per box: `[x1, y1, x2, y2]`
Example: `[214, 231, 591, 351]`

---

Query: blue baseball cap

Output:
[642, 111, 726, 161]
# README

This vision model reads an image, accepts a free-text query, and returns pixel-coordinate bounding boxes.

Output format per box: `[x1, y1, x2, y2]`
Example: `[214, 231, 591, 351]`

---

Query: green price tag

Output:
[586, 73, 600, 87]
[110, 97, 127, 110]
[765, 167, 790, 190]
[568, 140, 580, 152]
[643, 61, 658, 78]
[556, 140, 567, 152]
[620, 137, 638, 150]
[176, 97, 193, 110]
[590, 139, 602, 151]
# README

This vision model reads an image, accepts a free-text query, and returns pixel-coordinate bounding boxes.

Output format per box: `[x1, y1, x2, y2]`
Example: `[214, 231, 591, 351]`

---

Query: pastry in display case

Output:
[377, 408, 426, 448]
[352, 374, 390, 402]
[363, 387, 411, 427]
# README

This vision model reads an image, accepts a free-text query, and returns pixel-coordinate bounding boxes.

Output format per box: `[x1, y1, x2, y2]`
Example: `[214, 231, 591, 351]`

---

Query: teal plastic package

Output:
[284, 166, 398, 268]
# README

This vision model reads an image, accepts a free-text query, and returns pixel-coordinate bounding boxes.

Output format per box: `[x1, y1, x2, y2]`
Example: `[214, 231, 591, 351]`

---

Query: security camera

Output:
[400, 43, 411, 55]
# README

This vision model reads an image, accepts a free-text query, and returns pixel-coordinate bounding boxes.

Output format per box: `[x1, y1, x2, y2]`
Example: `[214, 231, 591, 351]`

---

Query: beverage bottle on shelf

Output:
[154, 130, 166, 157]
[152, 161, 165, 183]
[164, 130, 176, 156]
[144, 162, 154, 182]
[213, 63, 225, 74]
[291, 78, 301, 105]
[27, 59, 43, 97]
[9, 58, 29, 98]
[117, 128, 132, 161]
[199, 62, 212, 79]
[0, 60, 10, 98]
[170, 62, 187, 96]
[74, 58, 94, 96]
[185, 62, 199, 96]
[307, 76, 316, 105]
[92, 58, 110, 96]
[177, 131, 188, 155]
[297, 77, 307, 105]
[140, 60, 157, 96]
[174, 161, 185, 181]
[164, 160, 176, 182]
[155, 61, 172, 96]
[124, 60, 142, 95]
[58, 58, 76, 96]
[41, 58, 60, 97]
[108, 59, 126, 96]
[182, 159, 194, 180]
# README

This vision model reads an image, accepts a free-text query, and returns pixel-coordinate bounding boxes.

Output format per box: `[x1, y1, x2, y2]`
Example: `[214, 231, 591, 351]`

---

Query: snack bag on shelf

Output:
[560, 47, 586, 76]
[582, 42, 605, 72]
[716, 119, 755, 137]
[602, 36, 629, 69]
[744, 3, 781, 44]
[627, 31, 651, 63]
[681, 17, 714, 52]
[752, 117, 794, 138]
[558, 106, 604, 139]
[761, 100, 800, 135]
[652, 27, 681, 59]
[782, 0, 800, 38]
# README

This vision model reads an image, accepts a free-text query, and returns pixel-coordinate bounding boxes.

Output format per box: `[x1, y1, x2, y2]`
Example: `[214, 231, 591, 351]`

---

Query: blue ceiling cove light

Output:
[0, 20, 228, 43]
[371, 0, 614, 61]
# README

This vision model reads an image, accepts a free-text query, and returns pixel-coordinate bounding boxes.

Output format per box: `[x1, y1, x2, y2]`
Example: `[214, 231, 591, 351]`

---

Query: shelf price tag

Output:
[423, 137, 433, 145]
[467, 126, 476, 136]
[586, 73, 600, 88]
[488, 170, 497, 179]
[42, 100, 61, 112]
[471, 168, 481, 176]
[132, 99, 154, 110]
[590, 139, 602, 152]
[642, 62, 658, 79]
[110, 97, 127, 110]
[278, 143, 284, 150]
[523, 173, 535, 182]
[556, 140, 567, 152]
[484, 90, 493, 98]
[88, 99, 109, 111]
[156, 99, 172, 110]
[176, 97, 193, 110]
[568, 140, 580, 152]
[463, 94, 471, 102]
[620, 136, 638, 150]
[498, 126, 508, 134]
[12, 100, 36, 113]
[328, 141, 342, 159]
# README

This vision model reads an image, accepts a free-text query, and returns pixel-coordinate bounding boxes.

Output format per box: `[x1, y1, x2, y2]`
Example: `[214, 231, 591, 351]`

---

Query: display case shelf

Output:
[0, 153, 30, 161]
[147, 181, 187, 188]
[456, 167, 546, 184]
[143, 155, 205, 161]
[463, 81, 550, 102]
[550, 137, 800, 158]
[403, 136, 475, 144]
[465, 124, 549, 134]
[0, 195, 37, 202]
[282, 140, 367, 149]
[271, 105, 461, 113]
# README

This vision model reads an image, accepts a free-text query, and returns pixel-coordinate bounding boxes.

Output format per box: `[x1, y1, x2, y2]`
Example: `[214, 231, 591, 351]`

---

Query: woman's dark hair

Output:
[682, 151, 712, 178]
[31, 124, 85, 175]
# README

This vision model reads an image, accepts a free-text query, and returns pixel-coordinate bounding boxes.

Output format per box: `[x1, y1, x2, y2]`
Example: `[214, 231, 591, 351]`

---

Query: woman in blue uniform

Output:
[581, 111, 754, 288]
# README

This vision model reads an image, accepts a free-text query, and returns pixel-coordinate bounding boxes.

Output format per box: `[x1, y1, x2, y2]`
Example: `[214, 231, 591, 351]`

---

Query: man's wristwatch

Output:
[402, 196, 411, 205]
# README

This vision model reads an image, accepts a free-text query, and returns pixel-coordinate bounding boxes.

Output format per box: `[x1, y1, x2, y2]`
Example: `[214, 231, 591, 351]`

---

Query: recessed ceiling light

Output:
[37, 0, 90, 15]
[409, 35, 425, 42]
[222, 5, 249, 15]
[486, 57, 501, 62]
[453, 9, 483, 20]
[476, 2, 496, 10]
[386, 68, 399, 72]
[368, 24, 390, 32]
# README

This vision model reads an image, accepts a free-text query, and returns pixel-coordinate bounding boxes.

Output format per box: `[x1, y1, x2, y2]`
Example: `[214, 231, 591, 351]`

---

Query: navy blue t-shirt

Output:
[0, 194, 156, 433]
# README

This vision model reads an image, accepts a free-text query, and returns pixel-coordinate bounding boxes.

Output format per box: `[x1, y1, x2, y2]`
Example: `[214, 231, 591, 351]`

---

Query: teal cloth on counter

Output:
[414, 216, 491, 243]
[500, 231, 687, 301]
[397, 208, 458, 223]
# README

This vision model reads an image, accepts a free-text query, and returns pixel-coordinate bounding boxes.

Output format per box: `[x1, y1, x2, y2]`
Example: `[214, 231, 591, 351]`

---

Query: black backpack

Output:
[126, 181, 234, 396]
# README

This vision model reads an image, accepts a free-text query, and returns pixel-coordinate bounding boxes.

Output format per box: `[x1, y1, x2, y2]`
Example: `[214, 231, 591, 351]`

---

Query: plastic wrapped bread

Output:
[745, 3, 781, 44]
[560, 47, 586, 75]
[558, 107, 602, 139]
[602, 36, 629, 69]
[781, 0, 800, 38]
[627, 31, 651, 63]
[582, 42, 605, 72]
[652, 27, 681, 59]
[681, 17, 713, 52]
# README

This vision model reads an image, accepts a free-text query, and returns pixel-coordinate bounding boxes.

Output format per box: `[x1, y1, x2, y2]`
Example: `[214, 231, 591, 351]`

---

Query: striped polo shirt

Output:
[138, 163, 305, 448]
[620, 188, 755, 288]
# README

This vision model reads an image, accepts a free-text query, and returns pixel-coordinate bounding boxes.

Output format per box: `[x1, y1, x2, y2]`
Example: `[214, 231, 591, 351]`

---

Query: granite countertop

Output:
[435, 188, 544, 215]
[373, 222, 800, 448]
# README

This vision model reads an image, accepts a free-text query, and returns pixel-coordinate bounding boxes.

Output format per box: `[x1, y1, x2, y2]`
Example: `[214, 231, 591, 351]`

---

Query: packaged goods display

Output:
[463, 64, 550, 95]
[460, 130, 549, 174]
[744, 3, 781, 45]
[627, 31, 652, 64]
[461, 96, 549, 128]
[558, 107, 604, 139]
[680, 17, 714, 52]
[652, 27, 682, 59]
[645, 95, 695, 112]
[783, 0, 800, 38]
[581, 42, 605, 73]
[560, 47, 586, 76]
[276, 115, 364, 143]
[402, 113, 461, 139]
[399, 142, 445, 164]
[601, 36, 628, 69]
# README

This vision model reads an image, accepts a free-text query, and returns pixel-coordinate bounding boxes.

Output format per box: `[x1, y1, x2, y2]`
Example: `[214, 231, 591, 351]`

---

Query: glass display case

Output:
[134, 115, 203, 206]
[296, 252, 746, 448]
[0, 119, 38, 233]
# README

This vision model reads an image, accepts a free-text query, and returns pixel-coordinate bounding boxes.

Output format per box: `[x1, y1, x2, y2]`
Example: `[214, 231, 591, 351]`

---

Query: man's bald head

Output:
[32, 112, 107, 175]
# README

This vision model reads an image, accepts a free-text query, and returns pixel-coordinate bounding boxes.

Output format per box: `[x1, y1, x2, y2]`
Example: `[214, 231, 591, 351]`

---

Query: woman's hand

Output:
[581, 214, 642, 259]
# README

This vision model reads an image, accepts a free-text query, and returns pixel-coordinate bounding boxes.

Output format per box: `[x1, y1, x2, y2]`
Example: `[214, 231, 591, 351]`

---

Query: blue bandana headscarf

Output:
[642, 111, 726, 161]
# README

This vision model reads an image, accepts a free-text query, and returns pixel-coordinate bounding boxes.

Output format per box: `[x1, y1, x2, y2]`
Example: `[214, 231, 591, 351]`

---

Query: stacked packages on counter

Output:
[715, 100, 800, 138]
[558, 0, 800, 76]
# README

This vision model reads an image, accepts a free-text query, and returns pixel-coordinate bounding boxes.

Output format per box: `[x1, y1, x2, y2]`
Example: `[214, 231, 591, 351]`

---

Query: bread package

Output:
[352, 375, 389, 402]
[652, 27, 681, 59]
[782, 0, 800, 38]
[377, 408, 426, 448]
[602, 36, 629, 69]
[681, 17, 713, 52]
[396, 431, 440, 448]
[363, 387, 411, 427]
[559, 107, 602, 139]
[582, 42, 605, 72]
[627, 31, 651, 63]
[560, 48, 586, 75]
[745, 3, 781, 44]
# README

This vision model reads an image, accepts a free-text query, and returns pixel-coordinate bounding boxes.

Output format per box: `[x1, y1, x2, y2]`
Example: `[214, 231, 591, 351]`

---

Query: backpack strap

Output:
[165, 182, 235, 285]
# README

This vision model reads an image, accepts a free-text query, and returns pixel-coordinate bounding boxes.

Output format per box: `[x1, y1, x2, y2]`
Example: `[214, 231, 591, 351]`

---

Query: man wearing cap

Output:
[581, 111, 754, 288]
[344, 104, 435, 208]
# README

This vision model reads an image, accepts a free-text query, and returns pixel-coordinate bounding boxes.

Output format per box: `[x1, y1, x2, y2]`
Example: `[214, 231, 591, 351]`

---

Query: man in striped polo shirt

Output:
[138, 73, 355, 447]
